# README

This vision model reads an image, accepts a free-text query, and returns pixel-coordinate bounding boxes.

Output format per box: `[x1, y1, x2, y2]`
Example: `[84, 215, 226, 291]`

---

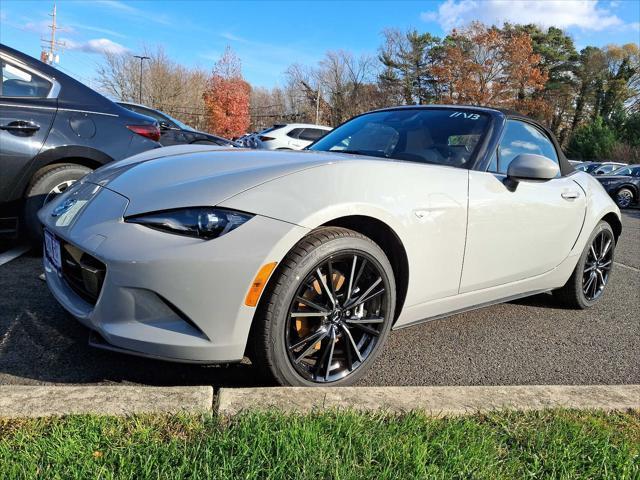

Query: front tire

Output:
[250, 227, 396, 386]
[615, 188, 634, 209]
[554, 220, 615, 309]
[23, 163, 92, 243]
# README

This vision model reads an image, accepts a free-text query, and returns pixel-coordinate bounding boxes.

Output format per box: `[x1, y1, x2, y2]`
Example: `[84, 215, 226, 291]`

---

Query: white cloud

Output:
[421, 0, 623, 31]
[93, 0, 138, 14]
[93, 0, 170, 25]
[69, 22, 127, 39]
[63, 38, 129, 55]
[420, 11, 439, 22]
[219, 32, 247, 43]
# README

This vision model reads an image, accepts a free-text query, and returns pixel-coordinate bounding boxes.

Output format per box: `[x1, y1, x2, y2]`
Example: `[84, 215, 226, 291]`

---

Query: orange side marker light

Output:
[245, 262, 277, 306]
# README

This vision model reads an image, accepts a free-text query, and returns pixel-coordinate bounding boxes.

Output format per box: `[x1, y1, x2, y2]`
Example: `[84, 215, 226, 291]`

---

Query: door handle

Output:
[0, 121, 40, 134]
[561, 191, 580, 200]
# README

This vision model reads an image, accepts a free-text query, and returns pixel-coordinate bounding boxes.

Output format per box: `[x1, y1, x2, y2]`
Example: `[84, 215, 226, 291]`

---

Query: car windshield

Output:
[309, 108, 490, 168]
[162, 112, 195, 132]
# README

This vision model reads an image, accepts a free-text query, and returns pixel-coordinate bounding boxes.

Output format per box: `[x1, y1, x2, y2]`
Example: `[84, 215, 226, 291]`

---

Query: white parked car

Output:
[40, 106, 621, 386]
[244, 123, 332, 150]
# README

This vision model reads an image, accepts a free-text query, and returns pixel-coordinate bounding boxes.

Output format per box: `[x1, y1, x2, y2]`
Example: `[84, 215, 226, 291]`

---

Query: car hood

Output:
[85, 146, 340, 216]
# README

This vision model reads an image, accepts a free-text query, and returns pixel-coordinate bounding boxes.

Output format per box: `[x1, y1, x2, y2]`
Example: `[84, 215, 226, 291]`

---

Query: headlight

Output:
[125, 207, 254, 239]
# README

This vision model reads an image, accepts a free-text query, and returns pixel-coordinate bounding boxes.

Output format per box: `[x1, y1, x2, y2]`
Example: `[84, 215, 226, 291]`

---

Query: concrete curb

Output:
[2, 385, 637, 418]
[217, 385, 640, 416]
[0, 386, 213, 418]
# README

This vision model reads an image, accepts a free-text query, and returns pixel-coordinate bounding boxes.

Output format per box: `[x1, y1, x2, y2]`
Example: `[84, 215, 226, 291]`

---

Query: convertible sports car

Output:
[39, 106, 621, 386]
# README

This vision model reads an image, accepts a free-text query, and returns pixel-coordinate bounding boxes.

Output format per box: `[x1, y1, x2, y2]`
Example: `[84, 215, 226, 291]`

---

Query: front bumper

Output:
[40, 183, 308, 363]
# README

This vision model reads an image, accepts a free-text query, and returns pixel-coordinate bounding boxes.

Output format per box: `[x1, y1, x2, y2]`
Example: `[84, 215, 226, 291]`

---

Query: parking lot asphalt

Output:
[0, 211, 638, 387]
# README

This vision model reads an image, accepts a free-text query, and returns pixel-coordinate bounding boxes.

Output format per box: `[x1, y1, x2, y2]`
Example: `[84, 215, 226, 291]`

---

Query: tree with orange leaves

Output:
[203, 46, 251, 138]
[432, 22, 547, 111]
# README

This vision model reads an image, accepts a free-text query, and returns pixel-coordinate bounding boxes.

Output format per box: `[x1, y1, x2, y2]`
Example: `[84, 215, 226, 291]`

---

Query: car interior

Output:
[1, 60, 51, 97]
[328, 111, 486, 168]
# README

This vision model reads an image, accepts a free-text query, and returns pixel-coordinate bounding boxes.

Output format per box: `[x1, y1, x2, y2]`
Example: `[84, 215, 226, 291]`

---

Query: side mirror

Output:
[507, 154, 559, 181]
[159, 121, 172, 131]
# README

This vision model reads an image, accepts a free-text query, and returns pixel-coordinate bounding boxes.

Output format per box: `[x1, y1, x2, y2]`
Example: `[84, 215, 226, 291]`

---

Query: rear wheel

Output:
[250, 227, 396, 386]
[23, 163, 92, 242]
[554, 221, 615, 309]
[615, 188, 634, 209]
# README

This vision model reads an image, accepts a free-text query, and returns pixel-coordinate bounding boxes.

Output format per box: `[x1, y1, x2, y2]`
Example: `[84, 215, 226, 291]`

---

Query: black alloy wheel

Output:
[285, 253, 390, 383]
[582, 229, 614, 301]
[554, 220, 616, 309]
[250, 227, 396, 386]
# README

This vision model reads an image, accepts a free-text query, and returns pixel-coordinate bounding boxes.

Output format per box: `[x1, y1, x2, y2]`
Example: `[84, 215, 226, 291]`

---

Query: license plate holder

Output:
[44, 230, 62, 271]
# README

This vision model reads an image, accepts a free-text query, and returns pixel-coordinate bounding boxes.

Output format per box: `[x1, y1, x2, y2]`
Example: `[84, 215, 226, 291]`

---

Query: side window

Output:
[286, 128, 303, 139]
[1, 59, 52, 98]
[298, 128, 327, 142]
[598, 165, 617, 174]
[495, 120, 559, 174]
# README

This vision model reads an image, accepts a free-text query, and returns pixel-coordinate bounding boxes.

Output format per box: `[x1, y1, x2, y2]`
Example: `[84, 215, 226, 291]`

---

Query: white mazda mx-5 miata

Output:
[40, 106, 621, 386]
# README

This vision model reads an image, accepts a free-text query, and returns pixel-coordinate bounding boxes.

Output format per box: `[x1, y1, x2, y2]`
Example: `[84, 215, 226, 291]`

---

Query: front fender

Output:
[219, 162, 409, 238]
[220, 160, 470, 307]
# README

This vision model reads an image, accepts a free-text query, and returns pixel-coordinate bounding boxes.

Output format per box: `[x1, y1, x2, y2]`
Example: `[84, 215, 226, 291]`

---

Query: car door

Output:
[0, 56, 57, 203]
[460, 119, 586, 293]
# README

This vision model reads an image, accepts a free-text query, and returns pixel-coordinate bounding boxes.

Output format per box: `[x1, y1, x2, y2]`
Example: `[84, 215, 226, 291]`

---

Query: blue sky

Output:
[1, 0, 639, 90]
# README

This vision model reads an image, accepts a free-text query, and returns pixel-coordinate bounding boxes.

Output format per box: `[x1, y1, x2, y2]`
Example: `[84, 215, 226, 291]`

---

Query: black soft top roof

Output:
[363, 104, 573, 176]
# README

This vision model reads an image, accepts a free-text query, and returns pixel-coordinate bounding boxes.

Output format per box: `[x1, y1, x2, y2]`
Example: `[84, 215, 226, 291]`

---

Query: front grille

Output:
[60, 242, 106, 305]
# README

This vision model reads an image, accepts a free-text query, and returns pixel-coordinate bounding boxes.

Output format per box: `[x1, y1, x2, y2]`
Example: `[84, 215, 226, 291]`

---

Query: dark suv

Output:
[595, 165, 640, 208]
[0, 44, 161, 240]
[118, 102, 238, 147]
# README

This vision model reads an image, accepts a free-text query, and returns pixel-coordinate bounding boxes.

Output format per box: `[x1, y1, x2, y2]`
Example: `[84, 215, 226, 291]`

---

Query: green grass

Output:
[1, 409, 638, 479]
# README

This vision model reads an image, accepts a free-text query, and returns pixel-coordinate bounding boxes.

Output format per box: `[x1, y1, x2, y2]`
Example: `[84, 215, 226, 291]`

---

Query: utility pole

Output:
[133, 55, 150, 104]
[315, 86, 321, 125]
[40, 2, 65, 65]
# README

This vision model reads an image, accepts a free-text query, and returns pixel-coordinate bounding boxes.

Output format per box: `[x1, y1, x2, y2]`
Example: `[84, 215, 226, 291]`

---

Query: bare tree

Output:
[249, 86, 291, 131]
[96, 45, 210, 131]
[284, 50, 378, 126]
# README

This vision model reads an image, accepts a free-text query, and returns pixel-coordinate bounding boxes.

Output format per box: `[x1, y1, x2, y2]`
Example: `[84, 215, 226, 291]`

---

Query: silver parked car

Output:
[39, 106, 621, 386]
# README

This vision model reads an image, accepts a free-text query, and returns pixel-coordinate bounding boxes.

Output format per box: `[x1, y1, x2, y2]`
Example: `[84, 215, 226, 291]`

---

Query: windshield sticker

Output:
[449, 112, 481, 120]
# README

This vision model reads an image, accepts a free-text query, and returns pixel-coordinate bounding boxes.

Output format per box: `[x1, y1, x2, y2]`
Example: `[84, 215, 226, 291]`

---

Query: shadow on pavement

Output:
[0, 254, 265, 387]
[621, 207, 640, 220]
